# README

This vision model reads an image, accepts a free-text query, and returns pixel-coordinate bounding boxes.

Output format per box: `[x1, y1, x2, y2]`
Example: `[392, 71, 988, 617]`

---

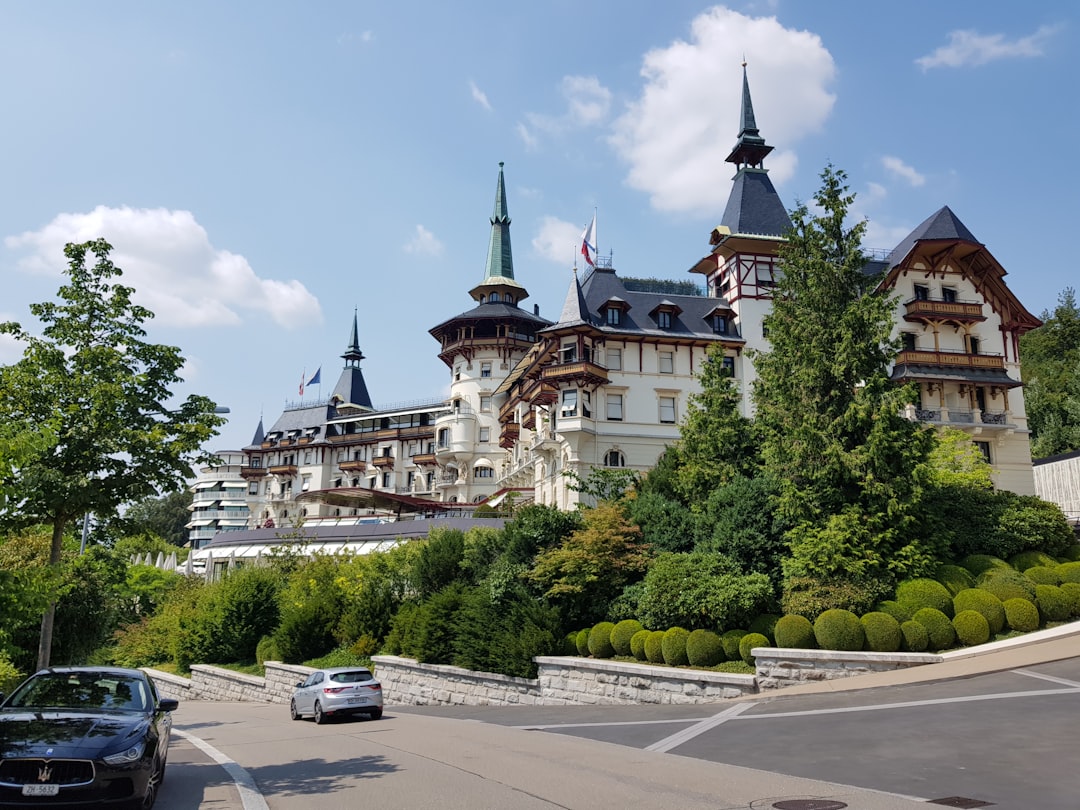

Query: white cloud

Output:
[532, 216, 583, 265]
[520, 75, 612, 142]
[916, 24, 1061, 70]
[5, 206, 321, 330]
[516, 122, 539, 150]
[403, 224, 444, 256]
[610, 7, 835, 213]
[469, 80, 492, 111]
[863, 218, 915, 254]
[881, 156, 926, 187]
[864, 182, 888, 203]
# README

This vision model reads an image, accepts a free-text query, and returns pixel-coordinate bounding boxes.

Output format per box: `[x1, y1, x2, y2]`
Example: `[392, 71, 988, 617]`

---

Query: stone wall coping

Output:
[265, 661, 317, 678]
[752, 647, 942, 666]
[142, 668, 191, 689]
[372, 655, 539, 688]
[189, 664, 267, 686]
[534, 656, 757, 686]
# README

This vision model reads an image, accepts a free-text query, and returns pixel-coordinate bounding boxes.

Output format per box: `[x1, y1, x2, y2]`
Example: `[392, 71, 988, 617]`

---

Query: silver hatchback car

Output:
[290, 667, 383, 723]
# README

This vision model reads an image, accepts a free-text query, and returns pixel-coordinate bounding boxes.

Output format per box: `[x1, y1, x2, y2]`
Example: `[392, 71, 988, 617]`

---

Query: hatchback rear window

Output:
[330, 670, 372, 684]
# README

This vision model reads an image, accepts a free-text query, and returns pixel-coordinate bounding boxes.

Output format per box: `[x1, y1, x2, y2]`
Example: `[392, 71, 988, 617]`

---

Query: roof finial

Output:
[483, 162, 514, 281]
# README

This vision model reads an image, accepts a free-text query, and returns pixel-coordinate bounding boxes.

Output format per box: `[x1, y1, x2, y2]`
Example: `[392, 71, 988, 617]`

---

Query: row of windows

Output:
[558, 390, 677, 424]
[603, 307, 734, 334]
[560, 345, 737, 376]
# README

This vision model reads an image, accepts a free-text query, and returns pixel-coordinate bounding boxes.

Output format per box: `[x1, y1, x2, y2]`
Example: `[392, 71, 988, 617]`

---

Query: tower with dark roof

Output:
[330, 310, 373, 410]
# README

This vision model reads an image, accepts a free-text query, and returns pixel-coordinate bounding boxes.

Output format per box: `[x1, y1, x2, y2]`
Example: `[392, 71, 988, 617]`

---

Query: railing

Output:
[903, 298, 985, 320]
[981, 411, 1008, 425]
[913, 409, 1010, 427]
[267, 464, 299, 476]
[895, 350, 1005, 370]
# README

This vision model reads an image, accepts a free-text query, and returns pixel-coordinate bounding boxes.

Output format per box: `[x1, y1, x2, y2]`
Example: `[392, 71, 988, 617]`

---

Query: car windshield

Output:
[329, 670, 372, 684]
[7, 673, 149, 712]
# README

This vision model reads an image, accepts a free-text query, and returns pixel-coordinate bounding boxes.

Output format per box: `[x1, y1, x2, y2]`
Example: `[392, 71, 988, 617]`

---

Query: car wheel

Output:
[129, 754, 163, 809]
[368, 708, 383, 720]
[290, 698, 301, 721]
[313, 700, 326, 725]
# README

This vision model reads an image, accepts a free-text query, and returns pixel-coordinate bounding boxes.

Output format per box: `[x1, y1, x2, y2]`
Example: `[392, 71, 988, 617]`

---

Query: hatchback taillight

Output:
[323, 686, 348, 694]
[366, 683, 382, 691]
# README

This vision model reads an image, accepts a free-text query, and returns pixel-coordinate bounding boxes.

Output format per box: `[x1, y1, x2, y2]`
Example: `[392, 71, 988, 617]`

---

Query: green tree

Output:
[121, 489, 194, 547]
[1021, 288, 1080, 458]
[749, 166, 937, 597]
[0, 239, 223, 668]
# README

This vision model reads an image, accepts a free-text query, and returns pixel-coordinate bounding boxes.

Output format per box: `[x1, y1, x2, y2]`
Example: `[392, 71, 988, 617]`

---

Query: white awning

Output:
[472, 457, 495, 469]
[187, 519, 213, 527]
[222, 481, 248, 489]
[218, 500, 249, 507]
[194, 481, 218, 490]
[217, 520, 249, 527]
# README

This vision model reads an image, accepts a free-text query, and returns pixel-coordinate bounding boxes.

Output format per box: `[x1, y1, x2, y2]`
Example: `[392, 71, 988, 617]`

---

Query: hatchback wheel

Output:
[368, 708, 383, 720]
[290, 698, 301, 721]
[313, 700, 326, 724]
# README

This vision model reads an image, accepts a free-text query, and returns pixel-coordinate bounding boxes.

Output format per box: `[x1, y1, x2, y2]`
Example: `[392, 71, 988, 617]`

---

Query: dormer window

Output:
[607, 307, 621, 326]
[657, 311, 671, 329]
[713, 314, 727, 334]
[650, 300, 681, 330]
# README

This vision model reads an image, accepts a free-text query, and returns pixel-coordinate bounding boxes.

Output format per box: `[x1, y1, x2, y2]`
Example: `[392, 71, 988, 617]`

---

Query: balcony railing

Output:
[239, 466, 267, 479]
[903, 298, 985, 322]
[895, 350, 1004, 370]
[267, 464, 298, 477]
[913, 409, 1010, 427]
[541, 360, 609, 387]
[371, 455, 395, 468]
[411, 452, 438, 466]
[339, 459, 367, 473]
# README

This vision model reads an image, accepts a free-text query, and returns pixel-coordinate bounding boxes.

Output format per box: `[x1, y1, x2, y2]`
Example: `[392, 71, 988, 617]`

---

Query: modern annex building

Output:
[188, 68, 1040, 547]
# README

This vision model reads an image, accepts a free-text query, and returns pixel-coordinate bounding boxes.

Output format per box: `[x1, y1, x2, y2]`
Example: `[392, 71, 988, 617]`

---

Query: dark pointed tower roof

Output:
[249, 417, 265, 447]
[555, 269, 592, 328]
[331, 310, 373, 409]
[470, 162, 527, 302]
[886, 206, 981, 267]
[725, 63, 774, 169]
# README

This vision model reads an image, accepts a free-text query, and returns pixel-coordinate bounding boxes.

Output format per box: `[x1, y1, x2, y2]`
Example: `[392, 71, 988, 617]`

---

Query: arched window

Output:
[604, 449, 625, 468]
[474, 466, 494, 479]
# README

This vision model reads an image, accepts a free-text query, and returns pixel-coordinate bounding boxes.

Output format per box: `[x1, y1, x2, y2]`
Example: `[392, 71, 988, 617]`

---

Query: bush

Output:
[748, 614, 781, 644]
[960, 554, 1009, 576]
[896, 578, 954, 618]
[575, 628, 590, 656]
[912, 607, 956, 651]
[875, 600, 911, 623]
[644, 630, 666, 664]
[413, 583, 469, 665]
[1035, 584, 1071, 623]
[934, 563, 976, 596]
[562, 632, 578, 656]
[977, 569, 1037, 603]
[781, 576, 889, 619]
[720, 630, 747, 661]
[1003, 598, 1040, 632]
[813, 609, 865, 651]
[1009, 550, 1060, 571]
[900, 620, 929, 652]
[773, 614, 816, 649]
[952, 589, 1006, 635]
[661, 627, 691, 666]
[1063, 544, 1080, 562]
[686, 629, 725, 667]
[0, 653, 23, 695]
[1059, 582, 1080, 617]
[1025, 566, 1062, 586]
[610, 619, 645, 657]
[739, 632, 770, 665]
[630, 629, 650, 660]
[860, 612, 902, 653]
[450, 585, 562, 678]
[588, 622, 617, 658]
[1058, 561, 1080, 583]
[255, 635, 279, 666]
[952, 610, 990, 646]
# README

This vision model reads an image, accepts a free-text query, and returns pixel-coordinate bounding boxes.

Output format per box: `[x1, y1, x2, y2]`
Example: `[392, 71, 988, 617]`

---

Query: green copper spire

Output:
[725, 63, 774, 169]
[483, 162, 515, 281]
[342, 308, 365, 367]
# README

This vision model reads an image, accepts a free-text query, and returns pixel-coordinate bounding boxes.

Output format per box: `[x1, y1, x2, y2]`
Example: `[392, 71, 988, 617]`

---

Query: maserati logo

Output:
[38, 764, 53, 783]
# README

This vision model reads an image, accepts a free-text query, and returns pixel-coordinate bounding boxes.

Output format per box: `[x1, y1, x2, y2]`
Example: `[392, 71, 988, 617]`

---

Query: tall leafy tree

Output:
[1020, 288, 1080, 458]
[121, 489, 195, 547]
[749, 166, 937, 598]
[0, 239, 223, 668]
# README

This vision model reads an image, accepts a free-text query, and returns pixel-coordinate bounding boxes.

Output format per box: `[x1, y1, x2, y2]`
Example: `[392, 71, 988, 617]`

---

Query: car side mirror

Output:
[296, 681, 305, 688]
[158, 698, 179, 713]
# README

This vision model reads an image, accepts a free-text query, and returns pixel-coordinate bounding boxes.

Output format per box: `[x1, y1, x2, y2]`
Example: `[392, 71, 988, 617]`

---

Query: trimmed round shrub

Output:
[774, 614, 816, 649]
[1058, 561, 1080, 584]
[588, 622, 616, 658]
[563, 632, 579, 656]
[912, 607, 956, 651]
[1035, 584, 1071, 623]
[644, 630, 666, 663]
[813, 609, 865, 651]
[575, 628, 590, 656]
[1059, 582, 1080, 618]
[630, 629, 650, 660]
[721, 629, 748, 661]
[900, 620, 929, 652]
[860, 612, 902, 653]
[1063, 544, 1080, 562]
[739, 632, 770, 665]
[896, 578, 954, 617]
[952, 610, 991, 646]
[875, 600, 911, 623]
[952, 589, 1006, 635]
[934, 563, 976, 596]
[661, 627, 691, 667]
[977, 569, 1037, 603]
[1025, 566, 1062, 586]
[1003, 598, 1040, 632]
[749, 613, 781, 644]
[960, 554, 1010, 576]
[1009, 550, 1060, 571]
[686, 629, 725, 667]
[610, 619, 644, 657]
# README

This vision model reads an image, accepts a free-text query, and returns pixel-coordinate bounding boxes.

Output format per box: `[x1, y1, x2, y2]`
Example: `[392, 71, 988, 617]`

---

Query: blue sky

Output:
[2, 2, 1075, 455]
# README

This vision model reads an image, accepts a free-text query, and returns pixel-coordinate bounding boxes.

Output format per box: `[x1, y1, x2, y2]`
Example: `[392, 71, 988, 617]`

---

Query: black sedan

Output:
[0, 666, 176, 809]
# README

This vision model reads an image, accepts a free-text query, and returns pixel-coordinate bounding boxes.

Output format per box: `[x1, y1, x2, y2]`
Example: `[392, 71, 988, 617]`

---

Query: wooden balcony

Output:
[239, 466, 267, 479]
[411, 453, 438, 467]
[371, 455, 396, 469]
[903, 298, 985, 323]
[895, 350, 1004, 370]
[541, 360, 609, 388]
[521, 409, 537, 431]
[267, 464, 298, 477]
[499, 423, 520, 449]
[339, 459, 367, 473]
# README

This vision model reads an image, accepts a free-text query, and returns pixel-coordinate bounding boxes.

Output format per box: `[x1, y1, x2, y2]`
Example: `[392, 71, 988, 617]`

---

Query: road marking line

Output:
[645, 702, 755, 753]
[1012, 668, 1080, 688]
[173, 728, 269, 810]
[515, 717, 710, 730]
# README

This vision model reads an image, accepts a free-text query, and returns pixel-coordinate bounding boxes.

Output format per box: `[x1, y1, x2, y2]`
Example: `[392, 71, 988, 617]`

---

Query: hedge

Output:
[1035, 584, 1071, 623]
[1060, 582, 1080, 618]
[721, 630, 748, 661]
[813, 609, 864, 651]
[610, 619, 645, 657]
[575, 628, 590, 656]
[896, 578, 954, 617]
[588, 622, 616, 658]
[774, 614, 816, 649]
[952, 589, 1006, 635]
[1009, 550, 1060, 571]
[912, 607, 956, 651]
[860, 612, 902, 653]
[661, 627, 691, 666]
[952, 610, 991, 646]
[1002, 598, 1039, 632]
[1025, 566, 1062, 586]
[934, 564, 975, 596]
[630, 629, 651, 660]
[739, 632, 770, 665]
[644, 630, 666, 663]
[960, 554, 1010, 576]
[977, 569, 1037, 603]
[900, 620, 929, 652]
[748, 614, 780, 644]
[1058, 562, 1080, 584]
[686, 629, 725, 667]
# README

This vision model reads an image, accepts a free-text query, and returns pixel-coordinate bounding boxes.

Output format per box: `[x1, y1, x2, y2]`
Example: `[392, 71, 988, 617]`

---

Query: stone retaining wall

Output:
[371, 655, 542, 706]
[753, 647, 941, 691]
[144, 662, 315, 705]
[534, 656, 756, 704]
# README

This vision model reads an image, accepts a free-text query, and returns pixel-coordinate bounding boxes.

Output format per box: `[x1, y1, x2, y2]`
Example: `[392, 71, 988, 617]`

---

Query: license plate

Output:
[22, 784, 60, 797]
[346, 697, 368, 705]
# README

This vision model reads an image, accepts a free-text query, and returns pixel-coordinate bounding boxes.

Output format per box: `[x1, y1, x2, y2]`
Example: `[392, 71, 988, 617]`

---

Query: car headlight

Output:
[103, 741, 146, 765]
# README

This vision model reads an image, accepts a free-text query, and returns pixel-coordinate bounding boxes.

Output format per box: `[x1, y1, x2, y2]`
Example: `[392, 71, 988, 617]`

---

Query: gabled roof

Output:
[886, 206, 980, 268]
[556, 270, 593, 328]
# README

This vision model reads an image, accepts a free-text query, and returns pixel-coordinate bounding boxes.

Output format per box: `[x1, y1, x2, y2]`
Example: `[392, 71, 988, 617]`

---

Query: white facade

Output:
[186, 451, 258, 548]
